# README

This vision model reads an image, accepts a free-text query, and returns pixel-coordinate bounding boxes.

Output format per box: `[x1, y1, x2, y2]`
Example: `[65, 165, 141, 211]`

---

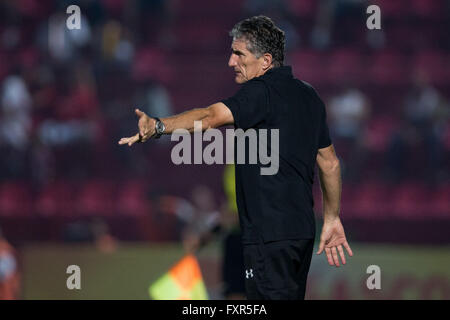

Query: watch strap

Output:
[153, 117, 164, 139]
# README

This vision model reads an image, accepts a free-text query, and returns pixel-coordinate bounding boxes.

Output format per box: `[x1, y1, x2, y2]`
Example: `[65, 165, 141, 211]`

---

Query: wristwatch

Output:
[152, 117, 166, 139]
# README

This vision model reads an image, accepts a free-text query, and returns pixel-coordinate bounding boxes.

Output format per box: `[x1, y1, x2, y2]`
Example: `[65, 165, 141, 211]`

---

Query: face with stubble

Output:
[228, 39, 271, 84]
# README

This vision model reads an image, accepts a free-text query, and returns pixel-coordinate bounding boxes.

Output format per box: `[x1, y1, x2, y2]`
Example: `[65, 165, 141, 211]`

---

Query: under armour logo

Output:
[245, 269, 254, 279]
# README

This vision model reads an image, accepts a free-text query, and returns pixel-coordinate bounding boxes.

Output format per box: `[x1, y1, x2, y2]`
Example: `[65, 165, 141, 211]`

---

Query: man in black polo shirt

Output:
[119, 15, 353, 300]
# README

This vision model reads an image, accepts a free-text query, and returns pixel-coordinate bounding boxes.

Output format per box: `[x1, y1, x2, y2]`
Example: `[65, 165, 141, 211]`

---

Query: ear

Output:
[262, 53, 273, 70]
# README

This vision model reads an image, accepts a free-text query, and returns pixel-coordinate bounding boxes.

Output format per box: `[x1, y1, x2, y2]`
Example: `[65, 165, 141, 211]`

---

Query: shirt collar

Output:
[263, 65, 293, 78]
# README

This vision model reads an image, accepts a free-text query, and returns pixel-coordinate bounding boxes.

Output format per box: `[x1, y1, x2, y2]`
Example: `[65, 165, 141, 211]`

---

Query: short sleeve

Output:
[220, 80, 269, 130]
[318, 102, 332, 149]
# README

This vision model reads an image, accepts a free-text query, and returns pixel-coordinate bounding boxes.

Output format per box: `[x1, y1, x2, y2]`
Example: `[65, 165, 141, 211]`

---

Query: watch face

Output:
[156, 121, 165, 134]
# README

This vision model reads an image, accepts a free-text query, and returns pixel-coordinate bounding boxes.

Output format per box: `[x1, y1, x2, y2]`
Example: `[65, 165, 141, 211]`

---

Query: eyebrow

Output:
[231, 48, 245, 56]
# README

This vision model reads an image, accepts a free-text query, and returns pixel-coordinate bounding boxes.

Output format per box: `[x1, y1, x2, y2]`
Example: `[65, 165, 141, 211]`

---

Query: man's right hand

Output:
[118, 109, 156, 146]
[118, 133, 140, 146]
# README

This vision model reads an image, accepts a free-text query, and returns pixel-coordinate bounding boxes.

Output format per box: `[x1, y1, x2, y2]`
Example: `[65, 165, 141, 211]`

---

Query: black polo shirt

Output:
[221, 66, 332, 244]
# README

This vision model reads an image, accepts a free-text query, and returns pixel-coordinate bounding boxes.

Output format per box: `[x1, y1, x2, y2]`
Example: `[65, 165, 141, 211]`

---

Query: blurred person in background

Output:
[36, 60, 100, 180]
[91, 218, 118, 253]
[178, 165, 246, 299]
[179, 185, 221, 254]
[243, 0, 300, 50]
[327, 86, 371, 181]
[0, 226, 20, 300]
[310, 0, 369, 49]
[0, 71, 32, 180]
[62, 218, 117, 253]
[134, 80, 174, 146]
[387, 72, 449, 182]
[155, 184, 221, 252]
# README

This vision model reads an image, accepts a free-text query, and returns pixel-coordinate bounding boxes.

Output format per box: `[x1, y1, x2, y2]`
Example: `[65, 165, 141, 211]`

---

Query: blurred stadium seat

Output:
[369, 50, 409, 87]
[75, 180, 117, 217]
[429, 183, 450, 218]
[389, 182, 431, 219]
[346, 181, 392, 219]
[35, 181, 76, 217]
[0, 182, 32, 217]
[410, 0, 446, 20]
[372, 0, 409, 19]
[412, 50, 450, 86]
[116, 179, 151, 216]
[364, 116, 399, 153]
[287, 0, 317, 19]
[326, 48, 364, 85]
[290, 49, 326, 85]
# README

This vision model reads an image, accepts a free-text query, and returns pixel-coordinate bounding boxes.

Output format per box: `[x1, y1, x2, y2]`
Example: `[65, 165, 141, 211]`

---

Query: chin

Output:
[234, 75, 247, 84]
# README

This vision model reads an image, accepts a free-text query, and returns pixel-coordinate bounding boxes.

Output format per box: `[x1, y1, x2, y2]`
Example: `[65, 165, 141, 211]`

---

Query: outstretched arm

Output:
[316, 144, 353, 267]
[118, 102, 234, 146]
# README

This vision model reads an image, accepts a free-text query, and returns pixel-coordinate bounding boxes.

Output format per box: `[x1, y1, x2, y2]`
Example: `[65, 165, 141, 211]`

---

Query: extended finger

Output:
[135, 108, 144, 117]
[128, 137, 139, 147]
[118, 137, 132, 145]
[343, 241, 353, 256]
[325, 247, 334, 266]
[317, 239, 325, 255]
[128, 134, 140, 146]
[331, 246, 340, 267]
[337, 244, 346, 265]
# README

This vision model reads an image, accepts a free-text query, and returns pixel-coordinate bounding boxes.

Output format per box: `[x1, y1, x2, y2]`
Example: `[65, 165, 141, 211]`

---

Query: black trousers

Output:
[222, 230, 246, 297]
[243, 238, 314, 300]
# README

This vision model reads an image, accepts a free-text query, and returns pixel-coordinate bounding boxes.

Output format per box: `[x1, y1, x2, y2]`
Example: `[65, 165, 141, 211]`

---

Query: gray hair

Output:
[230, 15, 285, 67]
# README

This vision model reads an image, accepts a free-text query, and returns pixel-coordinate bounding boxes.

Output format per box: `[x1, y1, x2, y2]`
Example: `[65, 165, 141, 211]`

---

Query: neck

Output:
[258, 65, 273, 77]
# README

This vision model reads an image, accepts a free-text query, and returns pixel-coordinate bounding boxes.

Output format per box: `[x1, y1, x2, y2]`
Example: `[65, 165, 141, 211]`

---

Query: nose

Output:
[228, 54, 237, 67]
